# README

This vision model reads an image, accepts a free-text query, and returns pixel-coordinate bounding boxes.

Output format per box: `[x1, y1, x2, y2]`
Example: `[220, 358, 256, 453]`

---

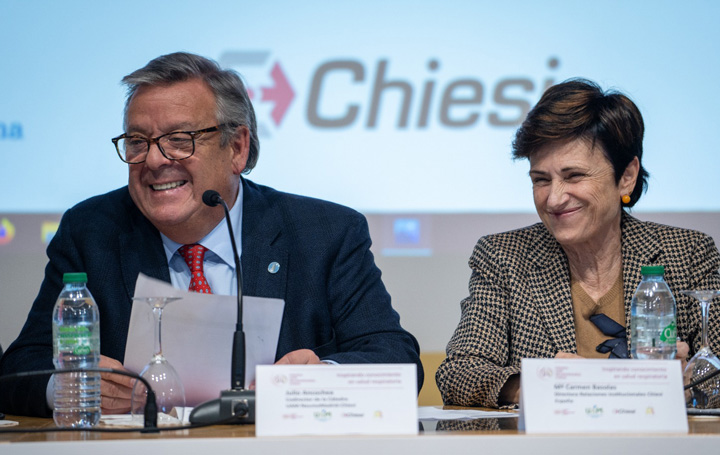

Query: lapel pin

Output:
[268, 262, 280, 274]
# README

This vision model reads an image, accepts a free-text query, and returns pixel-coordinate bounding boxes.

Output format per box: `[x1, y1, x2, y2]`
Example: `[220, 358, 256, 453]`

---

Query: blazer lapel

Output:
[527, 225, 577, 353]
[521, 214, 662, 354]
[240, 179, 288, 299]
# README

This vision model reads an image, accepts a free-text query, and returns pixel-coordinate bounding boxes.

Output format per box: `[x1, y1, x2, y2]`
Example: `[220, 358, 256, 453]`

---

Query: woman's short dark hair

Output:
[512, 78, 648, 207]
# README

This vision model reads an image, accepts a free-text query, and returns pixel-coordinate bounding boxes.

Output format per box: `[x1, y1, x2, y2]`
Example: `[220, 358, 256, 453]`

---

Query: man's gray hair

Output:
[122, 52, 259, 173]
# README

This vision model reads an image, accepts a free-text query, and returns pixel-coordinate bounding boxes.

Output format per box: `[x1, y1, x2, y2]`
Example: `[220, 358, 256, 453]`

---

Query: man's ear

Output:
[231, 126, 250, 175]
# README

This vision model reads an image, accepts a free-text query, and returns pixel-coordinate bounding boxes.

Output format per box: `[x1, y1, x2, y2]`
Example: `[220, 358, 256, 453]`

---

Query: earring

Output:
[621, 194, 631, 204]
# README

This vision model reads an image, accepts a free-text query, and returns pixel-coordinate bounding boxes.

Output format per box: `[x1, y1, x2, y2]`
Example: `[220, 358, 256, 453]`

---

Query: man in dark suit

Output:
[0, 52, 422, 417]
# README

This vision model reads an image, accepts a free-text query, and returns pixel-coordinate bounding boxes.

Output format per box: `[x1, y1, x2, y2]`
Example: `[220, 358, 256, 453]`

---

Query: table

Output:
[2, 409, 719, 455]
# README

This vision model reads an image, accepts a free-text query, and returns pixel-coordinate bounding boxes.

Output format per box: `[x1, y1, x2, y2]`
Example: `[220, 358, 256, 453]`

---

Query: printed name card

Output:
[255, 364, 418, 436]
[520, 359, 688, 434]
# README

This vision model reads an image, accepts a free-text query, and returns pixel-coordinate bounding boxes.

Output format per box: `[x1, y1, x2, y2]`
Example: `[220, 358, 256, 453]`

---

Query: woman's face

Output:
[529, 139, 638, 250]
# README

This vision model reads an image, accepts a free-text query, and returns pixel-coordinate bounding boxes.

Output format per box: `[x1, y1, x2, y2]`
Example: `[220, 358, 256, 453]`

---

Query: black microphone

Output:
[201, 190, 223, 208]
[189, 190, 255, 425]
[201, 189, 245, 389]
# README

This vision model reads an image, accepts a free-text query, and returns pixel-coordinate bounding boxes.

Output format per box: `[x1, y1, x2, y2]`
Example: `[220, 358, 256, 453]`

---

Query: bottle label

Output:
[56, 325, 93, 356]
[660, 320, 677, 345]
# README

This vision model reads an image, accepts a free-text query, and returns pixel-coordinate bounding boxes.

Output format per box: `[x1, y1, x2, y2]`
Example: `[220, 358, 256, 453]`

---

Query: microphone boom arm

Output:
[190, 190, 254, 425]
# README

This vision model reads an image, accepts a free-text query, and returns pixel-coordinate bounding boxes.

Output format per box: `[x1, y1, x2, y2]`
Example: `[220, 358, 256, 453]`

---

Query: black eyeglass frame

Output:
[111, 124, 230, 164]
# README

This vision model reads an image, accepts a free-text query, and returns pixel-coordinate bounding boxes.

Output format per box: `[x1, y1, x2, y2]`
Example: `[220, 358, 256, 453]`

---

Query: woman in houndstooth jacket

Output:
[436, 79, 720, 408]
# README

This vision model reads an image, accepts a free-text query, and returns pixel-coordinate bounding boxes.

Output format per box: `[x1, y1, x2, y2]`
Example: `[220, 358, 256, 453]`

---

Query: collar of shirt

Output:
[160, 184, 243, 295]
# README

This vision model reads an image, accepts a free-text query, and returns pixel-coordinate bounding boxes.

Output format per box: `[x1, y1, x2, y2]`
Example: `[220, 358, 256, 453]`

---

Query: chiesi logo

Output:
[220, 51, 561, 134]
[0, 218, 15, 245]
[219, 51, 295, 138]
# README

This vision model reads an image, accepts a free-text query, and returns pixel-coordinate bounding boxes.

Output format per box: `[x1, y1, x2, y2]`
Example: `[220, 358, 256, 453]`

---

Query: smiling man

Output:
[0, 52, 423, 417]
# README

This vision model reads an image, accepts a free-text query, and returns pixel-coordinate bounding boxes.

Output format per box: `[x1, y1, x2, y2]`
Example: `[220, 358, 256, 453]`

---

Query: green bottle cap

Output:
[640, 265, 665, 276]
[63, 272, 88, 283]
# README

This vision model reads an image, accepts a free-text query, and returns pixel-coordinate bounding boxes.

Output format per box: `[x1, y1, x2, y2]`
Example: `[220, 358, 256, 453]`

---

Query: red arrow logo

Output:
[261, 62, 295, 126]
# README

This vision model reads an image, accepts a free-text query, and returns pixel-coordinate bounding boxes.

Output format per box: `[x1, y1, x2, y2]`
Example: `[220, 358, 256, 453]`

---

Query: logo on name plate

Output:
[536, 367, 553, 380]
[313, 409, 332, 422]
[585, 405, 603, 418]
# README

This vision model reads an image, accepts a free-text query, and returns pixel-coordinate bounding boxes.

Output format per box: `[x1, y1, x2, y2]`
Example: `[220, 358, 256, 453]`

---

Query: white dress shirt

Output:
[161, 185, 243, 296]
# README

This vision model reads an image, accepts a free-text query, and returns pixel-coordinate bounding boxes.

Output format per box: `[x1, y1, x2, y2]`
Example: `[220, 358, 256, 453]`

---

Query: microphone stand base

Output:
[189, 389, 256, 425]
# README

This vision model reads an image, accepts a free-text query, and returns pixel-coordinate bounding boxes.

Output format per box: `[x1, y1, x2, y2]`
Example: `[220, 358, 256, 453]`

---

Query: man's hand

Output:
[274, 349, 323, 365]
[244, 349, 325, 390]
[99, 355, 134, 414]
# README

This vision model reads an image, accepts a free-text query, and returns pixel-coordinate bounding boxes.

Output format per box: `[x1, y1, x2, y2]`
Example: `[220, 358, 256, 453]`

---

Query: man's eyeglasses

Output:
[111, 124, 229, 164]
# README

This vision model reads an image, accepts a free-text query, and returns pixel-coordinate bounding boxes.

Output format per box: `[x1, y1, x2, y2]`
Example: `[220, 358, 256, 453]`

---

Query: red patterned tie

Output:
[178, 244, 213, 294]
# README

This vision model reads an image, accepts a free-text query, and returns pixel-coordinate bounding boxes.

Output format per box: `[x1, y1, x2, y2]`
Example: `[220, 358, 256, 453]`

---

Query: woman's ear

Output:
[620, 156, 640, 196]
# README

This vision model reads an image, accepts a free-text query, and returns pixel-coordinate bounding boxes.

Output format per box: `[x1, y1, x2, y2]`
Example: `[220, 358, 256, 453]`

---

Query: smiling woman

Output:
[435, 78, 720, 409]
[528, 139, 638, 255]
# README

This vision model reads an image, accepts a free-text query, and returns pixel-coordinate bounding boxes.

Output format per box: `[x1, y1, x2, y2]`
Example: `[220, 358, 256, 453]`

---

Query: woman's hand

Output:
[676, 340, 690, 372]
[555, 352, 585, 359]
[499, 353, 583, 406]
[499, 374, 521, 405]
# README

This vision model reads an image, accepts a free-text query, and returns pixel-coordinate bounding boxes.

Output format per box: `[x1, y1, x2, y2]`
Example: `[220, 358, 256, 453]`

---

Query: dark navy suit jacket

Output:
[0, 179, 423, 416]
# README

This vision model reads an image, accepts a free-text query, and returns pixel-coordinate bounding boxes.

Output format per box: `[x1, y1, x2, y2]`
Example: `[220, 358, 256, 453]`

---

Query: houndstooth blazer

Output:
[436, 213, 720, 408]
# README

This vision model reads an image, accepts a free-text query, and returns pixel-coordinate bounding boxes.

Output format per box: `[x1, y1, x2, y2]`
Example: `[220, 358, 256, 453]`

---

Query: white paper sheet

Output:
[124, 274, 284, 405]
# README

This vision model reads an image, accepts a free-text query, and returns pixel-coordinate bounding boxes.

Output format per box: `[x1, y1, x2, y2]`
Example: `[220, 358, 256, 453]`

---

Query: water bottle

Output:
[52, 272, 101, 427]
[630, 265, 677, 359]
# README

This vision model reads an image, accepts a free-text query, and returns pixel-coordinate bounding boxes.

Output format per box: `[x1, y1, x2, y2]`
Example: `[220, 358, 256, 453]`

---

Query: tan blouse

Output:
[571, 273, 626, 358]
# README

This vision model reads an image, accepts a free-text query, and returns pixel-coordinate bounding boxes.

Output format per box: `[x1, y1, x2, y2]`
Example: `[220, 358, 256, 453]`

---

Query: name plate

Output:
[519, 359, 688, 434]
[256, 364, 418, 436]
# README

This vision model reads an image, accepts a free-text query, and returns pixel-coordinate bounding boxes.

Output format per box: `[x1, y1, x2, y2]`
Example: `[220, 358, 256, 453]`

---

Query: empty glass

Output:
[680, 290, 720, 409]
[130, 297, 186, 424]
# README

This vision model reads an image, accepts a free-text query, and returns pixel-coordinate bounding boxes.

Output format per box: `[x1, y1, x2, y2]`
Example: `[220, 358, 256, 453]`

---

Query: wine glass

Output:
[680, 290, 720, 409]
[131, 297, 186, 424]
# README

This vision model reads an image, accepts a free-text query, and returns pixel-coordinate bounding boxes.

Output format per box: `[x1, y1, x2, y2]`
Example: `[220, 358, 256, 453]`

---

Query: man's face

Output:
[125, 78, 248, 243]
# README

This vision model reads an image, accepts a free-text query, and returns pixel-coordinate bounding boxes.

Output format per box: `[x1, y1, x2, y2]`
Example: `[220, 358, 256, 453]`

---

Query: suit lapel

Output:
[240, 179, 288, 299]
[527, 225, 577, 353]
[119, 199, 169, 301]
